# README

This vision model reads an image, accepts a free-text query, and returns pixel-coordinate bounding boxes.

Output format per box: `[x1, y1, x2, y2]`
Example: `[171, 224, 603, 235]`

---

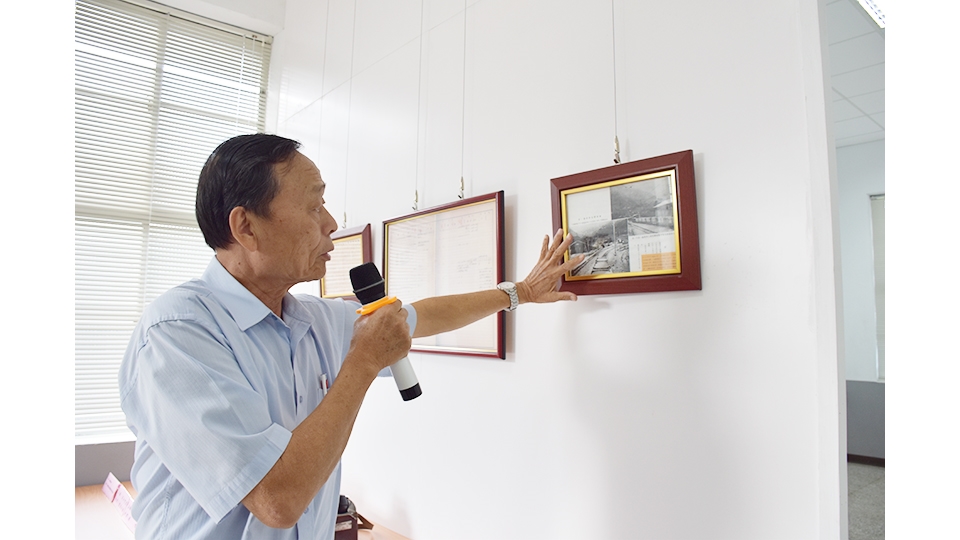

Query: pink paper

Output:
[102, 472, 137, 533]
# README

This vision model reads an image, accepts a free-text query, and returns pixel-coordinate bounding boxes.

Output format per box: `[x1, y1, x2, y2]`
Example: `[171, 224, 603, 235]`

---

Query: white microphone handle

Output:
[390, 356, 421, 401]
[390, 357, 418, 391]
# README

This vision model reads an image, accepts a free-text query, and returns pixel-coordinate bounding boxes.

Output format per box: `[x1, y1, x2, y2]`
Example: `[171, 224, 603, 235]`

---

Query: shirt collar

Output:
[281, 293, 313, 344]
[201, 257, 316, 334]
[201, 257, 273, 331]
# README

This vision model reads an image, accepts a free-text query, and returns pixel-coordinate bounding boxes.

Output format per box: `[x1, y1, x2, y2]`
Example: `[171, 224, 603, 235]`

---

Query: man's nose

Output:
[321, 206, 337, 233]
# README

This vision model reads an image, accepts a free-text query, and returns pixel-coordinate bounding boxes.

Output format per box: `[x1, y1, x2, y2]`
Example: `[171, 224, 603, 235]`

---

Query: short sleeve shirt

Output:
[118, 257, 416, 539]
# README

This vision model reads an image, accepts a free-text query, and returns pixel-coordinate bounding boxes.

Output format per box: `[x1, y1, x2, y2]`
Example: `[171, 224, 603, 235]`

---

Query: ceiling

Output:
[824, 0, 885, 147]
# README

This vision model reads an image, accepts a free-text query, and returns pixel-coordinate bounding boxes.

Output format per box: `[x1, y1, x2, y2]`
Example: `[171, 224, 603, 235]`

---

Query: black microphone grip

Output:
[349, 262, 422, 401]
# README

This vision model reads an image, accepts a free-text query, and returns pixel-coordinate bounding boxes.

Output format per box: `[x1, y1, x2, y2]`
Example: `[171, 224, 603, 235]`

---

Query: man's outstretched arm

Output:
[412, 230, 584, 338]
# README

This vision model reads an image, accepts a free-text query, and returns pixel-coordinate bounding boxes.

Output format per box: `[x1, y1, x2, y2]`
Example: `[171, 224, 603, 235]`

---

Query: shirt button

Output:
[299, 395, 303, 403]
[303, 507, 309, 514]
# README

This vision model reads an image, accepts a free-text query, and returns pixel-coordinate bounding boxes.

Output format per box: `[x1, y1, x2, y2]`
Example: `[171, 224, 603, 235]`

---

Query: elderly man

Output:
[118, 133, 582, 539]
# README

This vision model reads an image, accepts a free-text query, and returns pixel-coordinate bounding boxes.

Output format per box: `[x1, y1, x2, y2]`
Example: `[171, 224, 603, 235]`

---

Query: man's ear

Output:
[228, 206, 259, 252]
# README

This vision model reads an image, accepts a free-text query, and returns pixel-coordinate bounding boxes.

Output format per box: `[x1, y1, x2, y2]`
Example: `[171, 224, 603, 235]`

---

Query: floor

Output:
[848, 462, 885, 540]
[76, 482, 410, 540]
[78, 467, 884, 539]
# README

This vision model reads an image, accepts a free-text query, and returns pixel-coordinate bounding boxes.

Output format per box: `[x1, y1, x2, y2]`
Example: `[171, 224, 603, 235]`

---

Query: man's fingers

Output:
[521, 230, 580, 305]
[548, 229, 563, 252]
[548, 230, 568, 260]
[557, 233, 574, 256]
[561, 253, 585, 271]
[549, 237, 577, 269]
[542, 290, 577, 303]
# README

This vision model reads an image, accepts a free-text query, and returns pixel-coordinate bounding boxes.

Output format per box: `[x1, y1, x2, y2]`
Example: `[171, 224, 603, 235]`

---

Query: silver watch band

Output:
[497, 281, 519, 312]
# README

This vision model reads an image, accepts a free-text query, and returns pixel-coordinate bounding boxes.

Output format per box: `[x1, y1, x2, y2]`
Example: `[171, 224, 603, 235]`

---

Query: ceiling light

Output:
[857, 0, 886, 28]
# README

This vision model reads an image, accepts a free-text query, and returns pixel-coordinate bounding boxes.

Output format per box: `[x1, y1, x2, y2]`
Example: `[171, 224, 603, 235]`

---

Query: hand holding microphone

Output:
[349, 262, 422, 401]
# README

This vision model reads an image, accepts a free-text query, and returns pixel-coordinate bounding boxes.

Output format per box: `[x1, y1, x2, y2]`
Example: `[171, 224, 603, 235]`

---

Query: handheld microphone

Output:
[349, 262, 422, 401]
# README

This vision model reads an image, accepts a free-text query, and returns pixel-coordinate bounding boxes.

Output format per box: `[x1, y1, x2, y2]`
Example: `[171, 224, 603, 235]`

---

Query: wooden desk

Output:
[76, 483, 410, 540]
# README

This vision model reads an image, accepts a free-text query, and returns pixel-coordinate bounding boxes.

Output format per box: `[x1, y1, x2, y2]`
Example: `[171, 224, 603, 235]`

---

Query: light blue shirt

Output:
[118, 257, 416, 539]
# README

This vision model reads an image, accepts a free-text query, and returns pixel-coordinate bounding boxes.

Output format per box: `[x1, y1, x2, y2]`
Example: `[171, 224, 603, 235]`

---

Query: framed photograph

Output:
[550, 150, 700, 295]
[321, 224, 373, 299]
[383, 192, 505, 359]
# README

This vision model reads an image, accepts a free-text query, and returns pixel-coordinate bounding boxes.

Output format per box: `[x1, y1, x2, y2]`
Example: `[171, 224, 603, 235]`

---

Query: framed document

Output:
[383, 192, 505, 359]
[321, 224, 373, 299]
[550, 150, 700, 295]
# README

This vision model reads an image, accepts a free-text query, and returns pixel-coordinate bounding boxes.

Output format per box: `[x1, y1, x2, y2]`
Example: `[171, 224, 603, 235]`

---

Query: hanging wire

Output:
[315, 0, 339, 227]
[413, 0, 425, 211]
[342, 0, 360, 228]
[611, 0, 621, 164]
[459, 0, 468, 198]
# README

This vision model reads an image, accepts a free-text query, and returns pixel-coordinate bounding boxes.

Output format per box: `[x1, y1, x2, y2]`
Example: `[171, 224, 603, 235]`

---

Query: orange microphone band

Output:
[355, 295, 398, 315]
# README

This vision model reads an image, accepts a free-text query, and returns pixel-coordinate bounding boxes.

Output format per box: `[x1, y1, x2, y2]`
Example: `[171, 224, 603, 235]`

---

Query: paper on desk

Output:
[102, 472, 137, 533]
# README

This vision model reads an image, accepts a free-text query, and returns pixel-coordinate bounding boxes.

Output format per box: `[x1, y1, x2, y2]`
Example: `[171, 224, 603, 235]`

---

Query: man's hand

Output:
[347, 300, 412, 375]
[516, 229, 585, 305]
[244, 299, 411, 529]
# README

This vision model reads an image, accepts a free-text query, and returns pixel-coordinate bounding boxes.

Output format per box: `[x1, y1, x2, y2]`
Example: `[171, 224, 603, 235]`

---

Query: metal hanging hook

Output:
[611, 0, 621, 166]
[458, 177, 465, 200]
[413, 190, 419, 211]
[342, 212, 347, 229]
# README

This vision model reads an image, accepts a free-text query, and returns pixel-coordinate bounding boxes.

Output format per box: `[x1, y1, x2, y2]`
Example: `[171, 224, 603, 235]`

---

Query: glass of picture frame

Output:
[383, 192, 505, 359]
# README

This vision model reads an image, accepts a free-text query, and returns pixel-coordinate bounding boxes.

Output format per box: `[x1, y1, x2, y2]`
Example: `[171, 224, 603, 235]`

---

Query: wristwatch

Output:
[497, 281, 519, 312]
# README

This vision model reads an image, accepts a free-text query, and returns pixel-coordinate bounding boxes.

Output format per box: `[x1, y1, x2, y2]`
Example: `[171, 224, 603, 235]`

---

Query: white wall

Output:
[837, 140, 884, 382]
[155, 0, 286, 35]
[267, 0, 844, 538]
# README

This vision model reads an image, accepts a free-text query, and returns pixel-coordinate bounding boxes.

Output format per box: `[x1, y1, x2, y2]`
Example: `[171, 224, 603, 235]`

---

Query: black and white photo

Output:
[564, 172, 680, 279]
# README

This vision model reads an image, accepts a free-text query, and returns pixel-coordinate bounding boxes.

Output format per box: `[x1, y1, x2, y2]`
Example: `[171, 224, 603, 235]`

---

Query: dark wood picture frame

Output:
[550, 150, 700, 295]
[383, 192, 505, 359]
[321, 224, 373, 300]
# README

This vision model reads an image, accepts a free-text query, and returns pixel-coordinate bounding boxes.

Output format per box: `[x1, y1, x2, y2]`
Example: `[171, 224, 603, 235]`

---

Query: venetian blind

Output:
[75, 0, 271, 443]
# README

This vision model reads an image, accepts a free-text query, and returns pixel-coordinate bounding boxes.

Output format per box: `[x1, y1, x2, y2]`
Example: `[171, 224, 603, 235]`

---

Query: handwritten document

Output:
[385, 199, 500, 354]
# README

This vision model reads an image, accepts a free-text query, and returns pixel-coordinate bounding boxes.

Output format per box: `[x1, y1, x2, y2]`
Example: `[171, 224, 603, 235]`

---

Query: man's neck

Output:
[215, 251, 287, 317]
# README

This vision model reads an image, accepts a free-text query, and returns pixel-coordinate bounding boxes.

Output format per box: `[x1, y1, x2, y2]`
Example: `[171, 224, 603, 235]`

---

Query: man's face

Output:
[252, 151, 337, 286]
